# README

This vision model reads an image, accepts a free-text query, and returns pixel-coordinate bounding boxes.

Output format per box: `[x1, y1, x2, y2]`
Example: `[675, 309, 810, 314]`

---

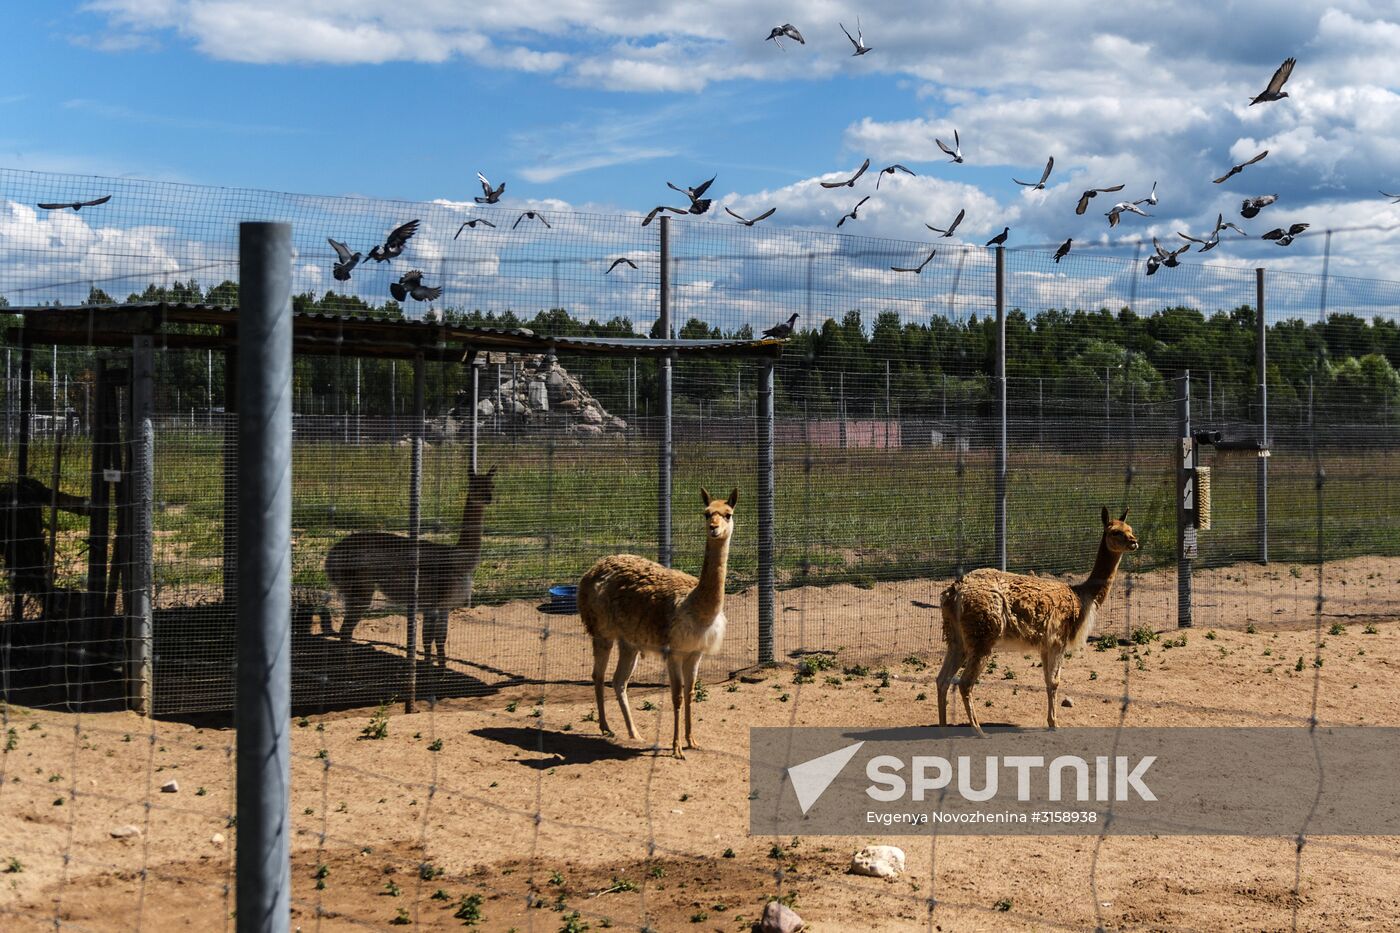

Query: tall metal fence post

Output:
[129, 336, 154, 715]
[406, 354, 425, 713]
[1176, 372, 1193, 629]
[234, 221, 293, 933]
[470, 357, 482, 474]
[1256, 267, 1268, 565]
[994, 246, 1008, 571]
[658, 216, 673, 567]
[222, 339, 238, 607]
[757, 357, 776, 665]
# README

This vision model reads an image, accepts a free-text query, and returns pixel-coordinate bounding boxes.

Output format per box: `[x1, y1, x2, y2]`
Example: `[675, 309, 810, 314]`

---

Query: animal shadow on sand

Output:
[471, 726, 651, 768]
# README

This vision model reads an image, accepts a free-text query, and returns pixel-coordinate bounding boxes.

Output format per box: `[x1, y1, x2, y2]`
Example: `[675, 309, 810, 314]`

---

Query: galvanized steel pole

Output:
[406, 355, 425, 713]
[130, 336, 155, 715]
[235, 222, 293, 933]
[757, 357, 776, 665]
[1256, 268, 1268, 565]
[995, 246, 1008, 571]
[1177, 372, 1193, 629]
[658, 216, 673, 567]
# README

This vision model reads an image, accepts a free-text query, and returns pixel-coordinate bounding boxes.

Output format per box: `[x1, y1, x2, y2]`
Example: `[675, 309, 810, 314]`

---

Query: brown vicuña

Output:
[325, 467, 496, 666]
[936, 506, 1138, 735]
[578, 486, 736, 759]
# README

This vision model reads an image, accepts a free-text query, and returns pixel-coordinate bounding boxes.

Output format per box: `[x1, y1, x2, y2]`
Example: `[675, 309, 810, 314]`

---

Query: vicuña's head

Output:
[469, 466, 498, 505]
[1100, 506, 1138, 553]
[700, 486, 738, 541]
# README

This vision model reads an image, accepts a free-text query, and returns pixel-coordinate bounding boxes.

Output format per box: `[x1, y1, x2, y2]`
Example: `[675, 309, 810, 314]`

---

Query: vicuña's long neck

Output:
[1079, 538, 1124, 607]
[456, 491, 487, 551]
[684, 534, 731, 620]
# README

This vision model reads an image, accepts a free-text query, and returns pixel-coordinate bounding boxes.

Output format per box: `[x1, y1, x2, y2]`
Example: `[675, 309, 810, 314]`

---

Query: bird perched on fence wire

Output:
[366, 220, 420, 263]
[724, 206, 777, 226]
[763, 313, 799, 339]
[926, 208, 965, 238]
[327, 238, 362, 281]
[1250, 57, 1296, 105]
[454, 218, 496, 239]
[1053, 238, 1073, 263]
[389, 270, 442, 303]
[37, 194, 111, 211]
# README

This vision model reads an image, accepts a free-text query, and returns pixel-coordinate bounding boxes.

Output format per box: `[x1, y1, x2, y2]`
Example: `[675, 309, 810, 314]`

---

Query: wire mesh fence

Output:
[2, 168, 1399, 930]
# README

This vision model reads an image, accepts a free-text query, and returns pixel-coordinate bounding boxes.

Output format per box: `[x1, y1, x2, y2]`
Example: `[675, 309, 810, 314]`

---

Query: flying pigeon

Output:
[1075, 184, 1125, 215]
[1381, 190, 1400, 204]
[366, 220, 420, 262]
[389, 270, 442, 303]
[891, 249, 937, 274]
[475, 172, 505, 204]
[1213, 150, 1268, 184]
[724, 206, 777, 226]
[1261, 222, 1309, 246]
[836, 196, 871, 227]
[1053, 238, 1073, 263]
[1178, 217, 1225, 253]
[840, 18, 872, 55]
[606, 257, 638, 274]
[1106, 201, 1151, 228]
[985, 226, 1009, 247]
[36, 194, 112, 211]
[765, 24, 805, 48]
[820, 158, 871, 189]
[667, 175, 716, 205]
[1135, 181, 1158, 207]
[327, 238, 362, 281]
[1240, 194, 1278, 218]
[1250, 57, 1296, 105]
[1153, 237, 1190, 268]
[1146, 253, 1161, 276]
[926, 208, 965, 237]
[642, 205, 688, 226]
[936, 129, 963, 164]
[453, 218, 496, 239]
[512, 211, 551, 229]
[762, 313, 799, 339]
[684, 198, 713, 216]
[875, 164, 915, 189]
[1013, 156, 1054, 190]
[1217, 217, 1249, 237]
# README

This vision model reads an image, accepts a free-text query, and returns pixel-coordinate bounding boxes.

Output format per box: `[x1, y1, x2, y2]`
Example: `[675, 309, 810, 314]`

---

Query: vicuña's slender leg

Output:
[935, 636, 964, 727]
[464, 574, 474, 610]
[958, 648, 992, 737]
[612, 643, 641, 740]
[666, 651, 685, 759]
[1043, 649, 1065, 729]
[681, 651, 702, 750]
[590, 637, 615, 736]
[339, 585, 373, 642]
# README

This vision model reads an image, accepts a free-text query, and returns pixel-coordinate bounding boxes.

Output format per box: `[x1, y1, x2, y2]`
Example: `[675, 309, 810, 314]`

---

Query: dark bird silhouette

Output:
[762, 313, 799, 339]
[926, 208, 965, 237]
[606, 257, 638, 274]
[1178, 214, 1231, 253]
[1075, 184, 1124, 215]
[765, 23, 805, 48]
[453, 218, 496, 239]
[1135, 181, 1159, 207]
[475, 172, 505, 204]
[37, 194, 111, 211]
[1381, 190, 1400, 204]
[936, 129, 963, 164]
[1261, 222, 1309, 246]
[1146, 253, 1161, 276]
[724, 206, 777, 226]
[1154, 237, 1190, 268]
[840, 18, 872, 55]
[1213, 150, 1268, 184]
[891, 249, 937, 274]
[512, 211, 551, 229]
[389, 270, 442, 303]
[821, 158, 871, 189]
[684, 198, 713, 216]
[836, 196, 870, 227]
[366, 220, 420, 262]
[1240, 194, 1278, 218]
[1106, 200, 1150, 227]
[1250, 57, 1296, 105]
[985, 226, 1009, 247]
[642, 205, 688, 226]
[1053, 238, 1073, 263]
[327, 238, 362, 281]
[876, 164, 915, 189]
[668, 175, 716, 204]
[1014, 156, 1054, 189]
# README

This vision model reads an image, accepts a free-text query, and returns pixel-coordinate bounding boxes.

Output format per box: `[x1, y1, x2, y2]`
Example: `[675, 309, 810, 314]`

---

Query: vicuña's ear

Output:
[727, 488, 739, 508]
[1119, 506, 1130, 522]
[700, 487, 712, 506]
[1101, 505, 1110, 527]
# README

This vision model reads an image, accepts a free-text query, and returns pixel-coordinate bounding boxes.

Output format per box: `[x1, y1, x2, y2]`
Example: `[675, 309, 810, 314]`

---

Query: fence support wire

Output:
[234, 221, 293, 933]
[1256, 267, 1269, 564]
[757, 357, 776, 665]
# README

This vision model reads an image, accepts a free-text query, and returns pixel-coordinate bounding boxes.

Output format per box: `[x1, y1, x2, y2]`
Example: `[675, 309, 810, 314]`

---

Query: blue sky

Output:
[4, 1, 1400, 315]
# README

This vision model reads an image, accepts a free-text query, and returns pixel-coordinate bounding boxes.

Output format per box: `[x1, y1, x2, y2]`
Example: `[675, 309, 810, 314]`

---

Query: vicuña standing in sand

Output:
[578, 487, 737, 759]
[325, 467, 496, 667]
[937, 506, 1138, 735]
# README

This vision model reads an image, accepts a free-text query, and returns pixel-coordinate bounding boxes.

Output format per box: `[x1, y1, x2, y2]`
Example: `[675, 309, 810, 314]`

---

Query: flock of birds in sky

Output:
[26, 38, 1400, 311]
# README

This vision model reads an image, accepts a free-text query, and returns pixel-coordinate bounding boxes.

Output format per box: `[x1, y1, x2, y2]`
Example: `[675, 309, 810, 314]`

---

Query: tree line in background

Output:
[3, 281, 1399, 424]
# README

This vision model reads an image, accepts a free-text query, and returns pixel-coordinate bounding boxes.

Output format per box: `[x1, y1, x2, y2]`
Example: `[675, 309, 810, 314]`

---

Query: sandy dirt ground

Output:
[2, 558, 1399, 931]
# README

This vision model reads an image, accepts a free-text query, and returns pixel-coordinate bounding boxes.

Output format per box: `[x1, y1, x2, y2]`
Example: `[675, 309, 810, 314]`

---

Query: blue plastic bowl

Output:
[548, 584, 579, 613]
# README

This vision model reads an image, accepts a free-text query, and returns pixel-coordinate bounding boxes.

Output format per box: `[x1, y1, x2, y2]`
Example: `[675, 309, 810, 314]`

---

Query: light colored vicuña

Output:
[936, 506, 1138, 735]
[325, 467, 496, 666]
[577, 486, 737, 759]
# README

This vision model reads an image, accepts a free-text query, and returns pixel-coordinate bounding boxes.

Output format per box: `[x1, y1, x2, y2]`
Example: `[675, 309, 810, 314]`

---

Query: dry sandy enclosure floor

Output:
[2, 559, 1399, 932]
